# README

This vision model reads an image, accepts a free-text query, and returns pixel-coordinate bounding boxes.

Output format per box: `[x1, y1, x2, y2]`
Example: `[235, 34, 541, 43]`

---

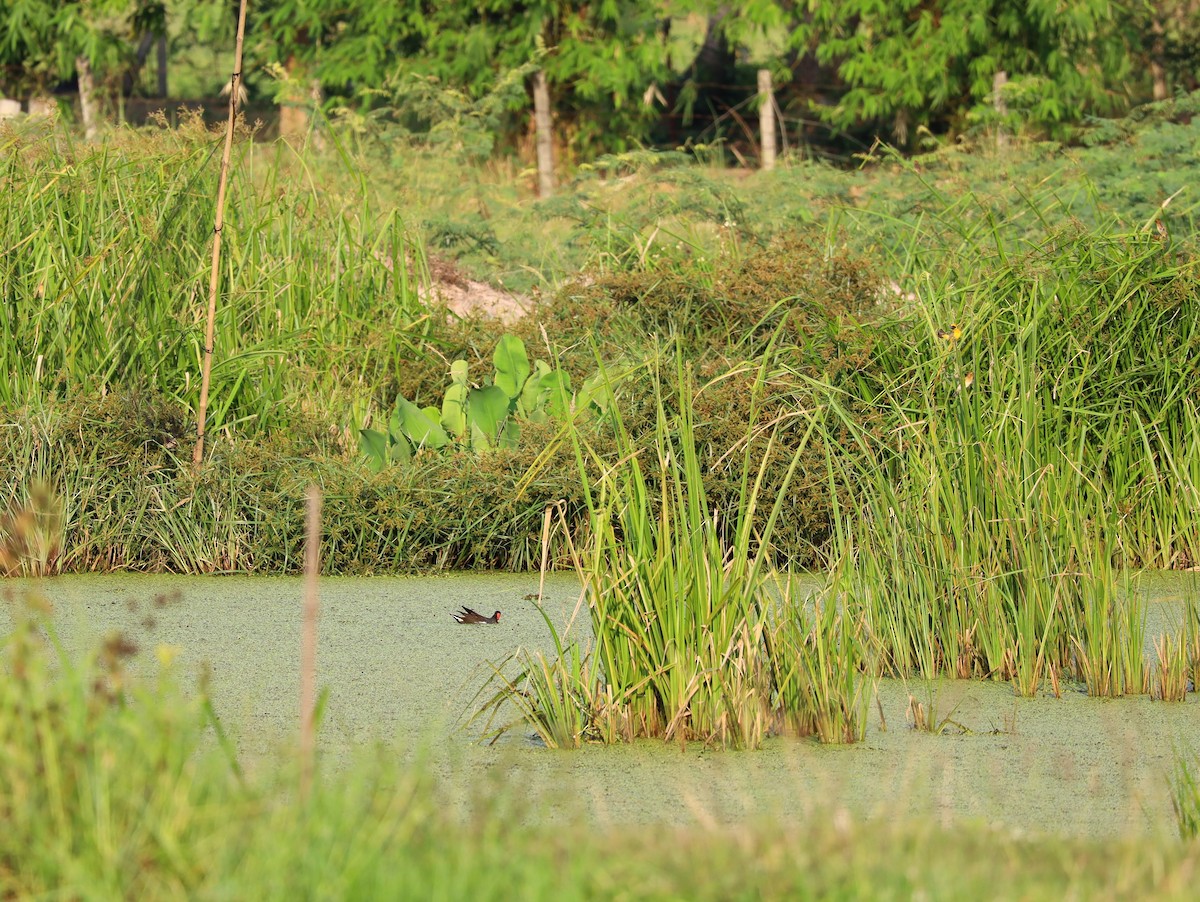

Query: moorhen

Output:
[453, 606, 502, 624]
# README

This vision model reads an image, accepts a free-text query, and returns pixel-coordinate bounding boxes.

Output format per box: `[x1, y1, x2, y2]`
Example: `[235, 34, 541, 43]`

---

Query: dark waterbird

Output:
[453, 606, 502, 624]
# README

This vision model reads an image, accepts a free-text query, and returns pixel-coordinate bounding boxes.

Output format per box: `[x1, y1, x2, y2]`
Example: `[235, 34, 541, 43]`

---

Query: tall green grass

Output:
[1171, 752, 1200, 841]
[1, 117, 430, 437]
[801, 209, 1200, 695]
[480, 353, 871, 748]
[4, 120, 1197, 584]
[0, 403, 591, 575]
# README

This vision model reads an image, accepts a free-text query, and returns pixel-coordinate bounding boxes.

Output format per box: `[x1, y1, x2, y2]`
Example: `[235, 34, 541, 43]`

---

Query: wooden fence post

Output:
[758, 69, 776, 171]
[993, 70, 1008, 151]
[533, 70, 555, 198]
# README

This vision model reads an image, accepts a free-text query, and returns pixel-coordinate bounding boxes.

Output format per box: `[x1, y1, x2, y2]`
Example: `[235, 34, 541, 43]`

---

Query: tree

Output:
[0, 0, 158, 134]
[795, 0, 1136, 144]
[124, 0, 168, 97]
[382, 2, 674, 159]
[247, 1, 672, 157]
[672, 1, 796, 163]
[1, 0, 59, 98]
[1132, 0, 1200, 100]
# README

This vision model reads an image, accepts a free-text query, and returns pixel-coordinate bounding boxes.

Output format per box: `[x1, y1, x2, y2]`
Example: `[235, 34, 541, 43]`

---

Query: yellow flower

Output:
[936, 323, 962, 342]
[156, 644, 182, 668]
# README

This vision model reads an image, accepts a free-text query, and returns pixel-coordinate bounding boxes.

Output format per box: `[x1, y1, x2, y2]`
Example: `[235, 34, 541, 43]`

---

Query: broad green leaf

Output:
[470, 421, 492, 451]
[442, 380, 468, 439]
[540, 371, 574, 420]
[501, 418, 521, 449]
[582, 370, 614, 414]
[398, 398, 450, 449]
[493, 334, 530, 400]
[358, 428, 388, 472]
[468, 384, 511, 440]
[388, 407, 405, 444]
[519, 359, 552, 415]
[516, 373, 542, 418]
[388, 433, 413, 464]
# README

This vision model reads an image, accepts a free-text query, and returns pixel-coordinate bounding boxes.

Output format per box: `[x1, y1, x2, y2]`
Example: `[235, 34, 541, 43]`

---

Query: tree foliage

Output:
[1, 0, 1194, 155]
[795, 0, 1137, 142]
[1, 0, 161, 98]
[248, 0, 671, 155]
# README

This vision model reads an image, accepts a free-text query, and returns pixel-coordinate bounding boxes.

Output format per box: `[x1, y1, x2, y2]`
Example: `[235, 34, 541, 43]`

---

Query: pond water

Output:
[3, 571, 1198, 839]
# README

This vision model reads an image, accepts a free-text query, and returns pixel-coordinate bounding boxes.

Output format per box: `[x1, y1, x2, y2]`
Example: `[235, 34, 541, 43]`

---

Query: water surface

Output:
[3, 571, 1198, 839]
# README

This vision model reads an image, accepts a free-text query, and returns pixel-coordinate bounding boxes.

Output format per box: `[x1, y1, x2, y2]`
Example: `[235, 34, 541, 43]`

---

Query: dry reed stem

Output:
[536, 502, 553, 603]
[1047, 661, 1061, 698]
[907, 695, 929, 732]
[300, 485, 321, 799]
[1155, 633, 1188, 702]
[193, 0, 249, 467]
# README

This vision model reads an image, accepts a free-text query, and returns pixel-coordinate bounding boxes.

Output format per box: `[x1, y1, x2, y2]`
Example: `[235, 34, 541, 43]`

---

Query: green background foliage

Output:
[3, 0, 1197, 155]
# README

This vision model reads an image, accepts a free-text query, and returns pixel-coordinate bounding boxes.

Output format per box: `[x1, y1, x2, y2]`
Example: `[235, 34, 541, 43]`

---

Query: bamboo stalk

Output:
[193, 0, 249, 468]
[300, 485, 321, 799]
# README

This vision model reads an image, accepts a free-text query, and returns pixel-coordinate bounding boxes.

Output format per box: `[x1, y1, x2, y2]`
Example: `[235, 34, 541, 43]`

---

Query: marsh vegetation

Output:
[3, 93, 1200, 896]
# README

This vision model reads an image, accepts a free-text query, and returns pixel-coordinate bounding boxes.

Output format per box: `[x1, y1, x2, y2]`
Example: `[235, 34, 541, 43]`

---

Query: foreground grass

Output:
[3, 589, 1200, 901]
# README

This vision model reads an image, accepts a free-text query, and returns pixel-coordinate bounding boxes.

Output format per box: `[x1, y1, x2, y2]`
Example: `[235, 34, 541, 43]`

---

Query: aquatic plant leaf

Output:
[501, 419, 521, 449]
[493, 334, 530, 400]
[470, 421, 492, 451]
[442, 380, 468, 439]
[388, 433, 412, 464]
[581, 370, 614, 414]
[397, 398, 450, 449]
[519, 360, 552, 417]
[540, 371, 574, 419]
[468, 385, 511, 441]
[358, 428, 388, 472]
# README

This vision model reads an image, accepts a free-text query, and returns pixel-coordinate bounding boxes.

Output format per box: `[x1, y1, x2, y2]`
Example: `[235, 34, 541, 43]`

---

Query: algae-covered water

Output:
[3, 572, 1198, 839]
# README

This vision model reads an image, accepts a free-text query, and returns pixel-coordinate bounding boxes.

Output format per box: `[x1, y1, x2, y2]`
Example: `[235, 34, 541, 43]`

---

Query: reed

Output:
[1171, 753, 1200, 840]
[1070, 582, 1149, 698]
[300, 485, 321, 796]
[1, 123, 430, 437]
[479, 349, 877, 748]
[1185, 600, 1200, 694]
[480, 639, 595, 749]
[796, 207, 1199, 697]
[566, 353, 805, 747]
[767, 575, 871, 743]
[194, 0, 249, 466]
[1154, 632, 1190, 702]
[0, 481, 62, 576]
[905, 688, 969, 735]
